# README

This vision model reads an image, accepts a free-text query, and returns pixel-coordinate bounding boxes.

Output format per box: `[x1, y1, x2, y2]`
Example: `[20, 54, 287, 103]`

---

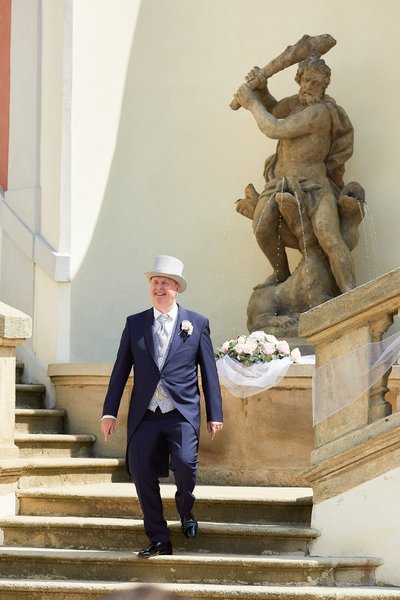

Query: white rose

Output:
[181, 320, 193, 335]
[221, 341, 230, 353]
[260, 341, 275, 356]
[277, 340, 290, 355]
[290, 347, 301, 362]
[265, 334, 277, 344]
[249, 330, 267, 342]
[242, 339, 258, 354]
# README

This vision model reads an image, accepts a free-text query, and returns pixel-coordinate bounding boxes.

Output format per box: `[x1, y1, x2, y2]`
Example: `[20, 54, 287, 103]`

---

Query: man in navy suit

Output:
[101, 255, 223, 558]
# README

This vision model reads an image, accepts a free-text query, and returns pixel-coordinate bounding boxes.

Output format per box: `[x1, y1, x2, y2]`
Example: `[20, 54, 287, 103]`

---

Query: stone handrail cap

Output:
[0, 301, 32, 340]
[299, 266, 400, 339]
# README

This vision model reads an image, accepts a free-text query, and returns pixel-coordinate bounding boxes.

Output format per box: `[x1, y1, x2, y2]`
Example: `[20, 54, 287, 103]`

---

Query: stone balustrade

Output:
[0, 301, 32, 458]
[299, 266, 400, 502]
[0, 301, 32, 514]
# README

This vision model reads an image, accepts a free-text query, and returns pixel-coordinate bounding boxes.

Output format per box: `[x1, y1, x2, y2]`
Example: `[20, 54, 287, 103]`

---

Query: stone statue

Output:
[232, 36, 364, 341]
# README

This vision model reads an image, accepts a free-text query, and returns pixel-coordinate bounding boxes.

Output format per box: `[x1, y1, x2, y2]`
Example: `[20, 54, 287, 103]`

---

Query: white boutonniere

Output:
[180, 320, 193, 337]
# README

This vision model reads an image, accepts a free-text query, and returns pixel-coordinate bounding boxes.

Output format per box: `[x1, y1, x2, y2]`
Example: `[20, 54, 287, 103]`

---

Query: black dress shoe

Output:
[181, 513, 198, 539]
[137, 541, 173, 558]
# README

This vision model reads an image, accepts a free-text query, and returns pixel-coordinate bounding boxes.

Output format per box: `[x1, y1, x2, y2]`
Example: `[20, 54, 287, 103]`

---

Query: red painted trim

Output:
[0, 0, 11, 191]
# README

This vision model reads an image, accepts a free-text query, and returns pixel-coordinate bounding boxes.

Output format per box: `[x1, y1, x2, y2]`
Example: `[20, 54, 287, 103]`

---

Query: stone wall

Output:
[49, 362, 314, 486]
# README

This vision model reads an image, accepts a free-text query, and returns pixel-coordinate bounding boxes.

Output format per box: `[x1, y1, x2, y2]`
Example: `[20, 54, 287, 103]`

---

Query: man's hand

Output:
[207, 421, 223, 440]
[101, 417, 116, 441]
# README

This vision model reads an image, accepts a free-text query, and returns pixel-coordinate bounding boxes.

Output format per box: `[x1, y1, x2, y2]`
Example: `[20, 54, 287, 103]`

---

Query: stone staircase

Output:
[15, 382, 95, 457]
[0, 378, 399, 599]
[12, 374, 128, 487]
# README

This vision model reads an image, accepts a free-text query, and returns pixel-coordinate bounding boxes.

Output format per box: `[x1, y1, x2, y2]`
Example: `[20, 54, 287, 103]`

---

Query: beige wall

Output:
[2, 0, 400, 366]
[0, 0, 71, 389]
[69, 0, 400, 362]
[311, 466, 400, 586]
[40, 0, 65, 252]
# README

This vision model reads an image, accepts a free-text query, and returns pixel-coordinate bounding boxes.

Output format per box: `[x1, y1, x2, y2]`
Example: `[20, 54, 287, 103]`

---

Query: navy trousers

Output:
[129, 408, 198, 543]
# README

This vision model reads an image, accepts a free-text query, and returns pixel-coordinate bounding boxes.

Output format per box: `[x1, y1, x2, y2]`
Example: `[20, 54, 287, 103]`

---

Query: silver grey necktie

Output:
[156, 314, 169, 359]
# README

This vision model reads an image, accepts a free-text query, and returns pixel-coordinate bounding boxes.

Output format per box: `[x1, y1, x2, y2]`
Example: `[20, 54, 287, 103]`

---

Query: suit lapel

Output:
[162, 305, 188, 369]
[143, 308, 158, 367]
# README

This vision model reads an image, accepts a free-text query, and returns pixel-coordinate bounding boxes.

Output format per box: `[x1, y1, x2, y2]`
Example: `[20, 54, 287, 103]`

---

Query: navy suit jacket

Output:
[102, 305, 223, 474]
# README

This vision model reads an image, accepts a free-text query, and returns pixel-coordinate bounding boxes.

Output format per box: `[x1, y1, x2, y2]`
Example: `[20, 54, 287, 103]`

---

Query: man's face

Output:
[299, 69, 326, 105]
[150, 276, 180, 311]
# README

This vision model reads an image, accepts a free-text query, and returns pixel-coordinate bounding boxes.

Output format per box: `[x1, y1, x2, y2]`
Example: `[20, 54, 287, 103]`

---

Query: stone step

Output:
[15, 409, 65, 434]
[0, 515, 319, 554]
[17, 458, 129, 487]
[17, 483, 313, 524]
[1, 582, 400, 600]
[15, 434, 96, 458]
[16, 384, 46, 409]
[0, 548, 382, 585]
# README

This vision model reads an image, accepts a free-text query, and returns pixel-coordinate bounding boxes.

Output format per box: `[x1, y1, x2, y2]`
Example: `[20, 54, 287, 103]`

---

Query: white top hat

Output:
[145, 255, 187, 292]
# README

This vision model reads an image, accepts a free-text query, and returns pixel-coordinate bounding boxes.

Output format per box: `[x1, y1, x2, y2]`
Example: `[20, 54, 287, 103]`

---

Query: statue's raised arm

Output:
[230, 34, 337, 110]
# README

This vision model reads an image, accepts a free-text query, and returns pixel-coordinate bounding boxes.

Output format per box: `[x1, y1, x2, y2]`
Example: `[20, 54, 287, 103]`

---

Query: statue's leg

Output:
[253, 191, 290, 286]
[311, 191, 356, 293]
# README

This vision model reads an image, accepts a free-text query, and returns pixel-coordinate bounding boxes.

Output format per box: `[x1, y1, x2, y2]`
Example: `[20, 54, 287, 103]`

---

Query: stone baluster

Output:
[368, 315, 394, 423]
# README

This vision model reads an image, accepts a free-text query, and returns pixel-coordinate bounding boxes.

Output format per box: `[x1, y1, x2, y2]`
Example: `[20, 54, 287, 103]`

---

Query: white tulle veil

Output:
[312, 330, 400, 425]
[216, 354, 315, 398]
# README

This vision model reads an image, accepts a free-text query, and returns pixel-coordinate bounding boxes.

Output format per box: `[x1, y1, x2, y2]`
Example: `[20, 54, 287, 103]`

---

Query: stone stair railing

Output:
[299, 269, 400, 502]
[299, 266, 400, 501]
[0, 302, 31, 458]
[0, 302, 31, 515]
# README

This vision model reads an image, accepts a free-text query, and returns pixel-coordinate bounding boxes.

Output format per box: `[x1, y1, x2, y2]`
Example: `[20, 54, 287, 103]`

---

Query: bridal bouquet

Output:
[215, 331, 301, 366]
[215, 331, 305, 398]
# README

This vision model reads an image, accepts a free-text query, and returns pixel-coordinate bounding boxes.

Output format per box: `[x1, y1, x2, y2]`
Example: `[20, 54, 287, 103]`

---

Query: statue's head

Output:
[295, 54, 331, 104]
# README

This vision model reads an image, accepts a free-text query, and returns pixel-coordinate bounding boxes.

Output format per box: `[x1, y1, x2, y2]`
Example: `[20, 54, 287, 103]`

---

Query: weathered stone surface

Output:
[299, 267, 400, 340]
[0, 303, 32, 470]
[0, 548, 381, 585]
[307, 412, 400, 502]
[0, 302, 32, 341]
[0, 461, 23, 517]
